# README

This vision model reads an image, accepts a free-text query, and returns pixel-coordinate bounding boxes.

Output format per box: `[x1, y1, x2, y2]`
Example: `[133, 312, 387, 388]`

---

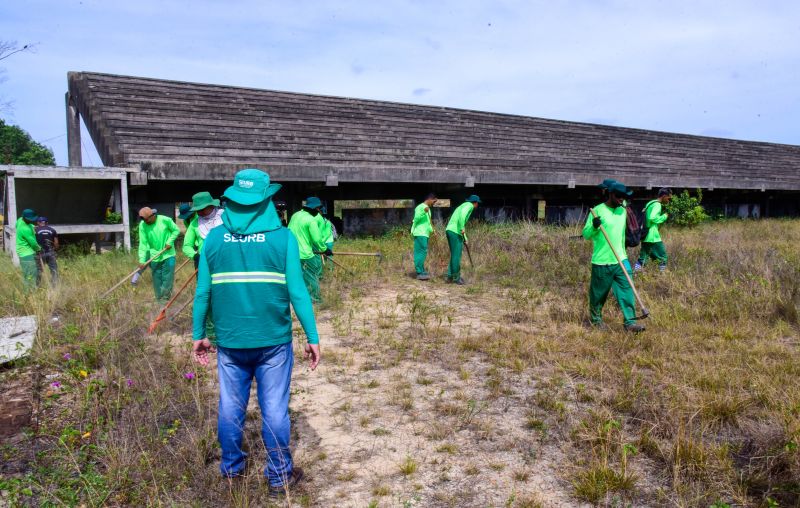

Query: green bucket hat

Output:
[609, 181, 633, 197]
[178, 203, 194, 220]
[189, 191, 220, 211]
[465, 195, 482, 203]
[598, 179, 618, 190]
[304, 197, 323, 209]
[22, 209, 38, 221]
[223, 169, 282, 206]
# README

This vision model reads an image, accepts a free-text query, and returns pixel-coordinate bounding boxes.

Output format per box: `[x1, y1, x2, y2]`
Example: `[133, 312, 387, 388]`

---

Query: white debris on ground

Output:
[0, 316, 37, 365]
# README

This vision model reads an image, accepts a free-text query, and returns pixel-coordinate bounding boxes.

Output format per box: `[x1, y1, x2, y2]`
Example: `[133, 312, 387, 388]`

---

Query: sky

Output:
[1, 0, 799, 166]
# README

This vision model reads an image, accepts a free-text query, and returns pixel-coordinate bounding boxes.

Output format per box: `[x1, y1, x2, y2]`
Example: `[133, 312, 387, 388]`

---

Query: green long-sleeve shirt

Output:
[582, 203, 628, 265]
[642, 200, 668, 243]
[137, 215, 179, 263]
[15, 218, 41, 257]
[411, 203, 433, 237]
[446, 202, 475, 242]
[288, 209, 327, 259]
[182, 216, 200, 258]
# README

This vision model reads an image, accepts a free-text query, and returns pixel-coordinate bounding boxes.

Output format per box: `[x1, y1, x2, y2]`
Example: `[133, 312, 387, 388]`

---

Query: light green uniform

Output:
[582, 203, 636, 326]
[182, 216, 201, 259]
[288, 210, 327, 302]
[411, 203, 434, 275]
[138, 215, 180, 302]
[638, 200, 668, 267]
[445, 202, 474, 282]
[16, 218, 41, 291]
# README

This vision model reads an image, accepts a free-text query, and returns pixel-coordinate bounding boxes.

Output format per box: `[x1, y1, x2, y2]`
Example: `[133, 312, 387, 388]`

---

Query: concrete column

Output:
[65, 92, 82, 167]
[5, 174, 18, 265]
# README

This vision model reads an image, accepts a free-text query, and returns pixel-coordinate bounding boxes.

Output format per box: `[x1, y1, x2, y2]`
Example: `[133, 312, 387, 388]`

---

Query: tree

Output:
[0, 119, 56, 165]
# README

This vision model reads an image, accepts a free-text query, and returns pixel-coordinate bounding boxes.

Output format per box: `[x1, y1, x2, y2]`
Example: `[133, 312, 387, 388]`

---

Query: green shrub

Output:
[665, 189, 710, 227]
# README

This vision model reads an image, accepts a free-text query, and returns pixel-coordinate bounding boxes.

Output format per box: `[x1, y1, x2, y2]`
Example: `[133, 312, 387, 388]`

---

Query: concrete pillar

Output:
[65, 92, 82, 167]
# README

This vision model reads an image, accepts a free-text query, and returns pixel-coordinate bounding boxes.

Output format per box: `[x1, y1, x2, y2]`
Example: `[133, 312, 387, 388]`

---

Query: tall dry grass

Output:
[0, 219, 798, 506]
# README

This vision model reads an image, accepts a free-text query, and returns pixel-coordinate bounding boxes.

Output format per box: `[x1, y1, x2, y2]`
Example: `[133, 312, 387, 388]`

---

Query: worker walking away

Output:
[582, 182, 644, 332]
[411, 193, 437, 280]
[635, 188, 672, 273]
[182, 192, 224, 269]
[137, 207, 180, 303]
[192, 168, 320, 494]
[288, 197, 329, 302]
[445, 195, 480, 285]
[16, 208, 42, 291]
[35, 216, 59, 286]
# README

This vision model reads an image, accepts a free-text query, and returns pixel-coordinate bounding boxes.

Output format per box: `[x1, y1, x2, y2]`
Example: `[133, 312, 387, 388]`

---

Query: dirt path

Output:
[290, 280, 590, 507]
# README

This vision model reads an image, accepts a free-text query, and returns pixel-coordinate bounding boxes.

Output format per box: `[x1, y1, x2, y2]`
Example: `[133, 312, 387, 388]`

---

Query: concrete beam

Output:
[65, 92, 82, 167]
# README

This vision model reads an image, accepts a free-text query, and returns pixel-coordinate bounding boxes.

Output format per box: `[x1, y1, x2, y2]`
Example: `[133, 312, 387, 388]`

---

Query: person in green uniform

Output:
[137, 207, 180, 303]
[411, 193, 437, 280]
[287, 197, 329, 302]
[182, 192, 224, 268]
[191, 168, 320, 489]
[16, 208, 42, 291]
[445, 195, 480, 285]
[635, 188, 672, 273]
[582, 182, 644, 333]
[317, 206, 336, 276]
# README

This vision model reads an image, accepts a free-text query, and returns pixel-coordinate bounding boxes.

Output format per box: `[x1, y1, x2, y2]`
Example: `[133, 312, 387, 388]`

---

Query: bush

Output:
[665, 190, 710, 227]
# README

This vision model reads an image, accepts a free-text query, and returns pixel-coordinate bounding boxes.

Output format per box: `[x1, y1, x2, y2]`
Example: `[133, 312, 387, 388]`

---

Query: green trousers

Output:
[589, 264, 637, 326]
[413, 235, 429, 275]
[301, 255, 322, 303]
[150, 257, 176, 303]
[19, 255, 40, 292]
[638, 241, 667, 267]
[446, 230, 463, 282]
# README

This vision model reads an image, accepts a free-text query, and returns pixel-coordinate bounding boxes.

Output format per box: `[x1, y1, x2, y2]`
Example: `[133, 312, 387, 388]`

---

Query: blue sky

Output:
[1, 0, 798, 166]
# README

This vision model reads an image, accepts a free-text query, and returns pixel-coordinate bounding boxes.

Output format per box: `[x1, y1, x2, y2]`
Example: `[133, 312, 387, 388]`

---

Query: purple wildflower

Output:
[126, 379, 134, 387]
[184, 372, 196, 380]
[63, 353, 72, 361]
[50, 381, 61, 388]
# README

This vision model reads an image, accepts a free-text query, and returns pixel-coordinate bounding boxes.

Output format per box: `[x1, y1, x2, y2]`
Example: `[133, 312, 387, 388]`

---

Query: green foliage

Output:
[665, 189, 710, 227]
[0, 119, 55, 165]
[103, 211, 122, 224]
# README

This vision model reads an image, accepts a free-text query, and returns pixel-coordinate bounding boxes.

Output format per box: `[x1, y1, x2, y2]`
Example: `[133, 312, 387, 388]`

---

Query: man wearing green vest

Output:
[137, 207, 180, 303]
[191, 168, 320, 492]
[411, 193, 437, 281]
[16, 208, 42, 291]
[182, 192, 224, 268]
[287, 197, 329, 302]
[635, 188, 672, 273]
[582, 182, 644, 332]
[445, 195, 480, 285]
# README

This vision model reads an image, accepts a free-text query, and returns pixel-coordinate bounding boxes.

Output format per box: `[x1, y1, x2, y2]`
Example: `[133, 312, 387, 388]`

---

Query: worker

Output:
[582, 181, 644, 332]
[191, 168, 320, 493]
[411, 193, 437, 281]
[35, 216, 59, 286]
[178, 203, 195, 226]
[288, 197, 329, 302]
[16, 208, 42, 291]
[445, 195, 480, 285]
[137, 207, 180, 303]
[182, 192, 224, 269]
[635, 188, 672, 273]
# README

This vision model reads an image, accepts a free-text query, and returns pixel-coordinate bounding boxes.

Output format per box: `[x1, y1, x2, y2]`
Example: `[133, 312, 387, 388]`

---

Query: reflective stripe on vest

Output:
[211, 271, 286, 285]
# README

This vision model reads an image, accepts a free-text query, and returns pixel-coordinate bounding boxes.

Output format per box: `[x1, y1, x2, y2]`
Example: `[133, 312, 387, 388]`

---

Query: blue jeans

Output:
[216, 342, 294, 486]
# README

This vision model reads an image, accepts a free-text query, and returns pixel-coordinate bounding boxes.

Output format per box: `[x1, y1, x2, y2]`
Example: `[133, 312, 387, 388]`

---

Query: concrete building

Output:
[60, 71, 800, 230]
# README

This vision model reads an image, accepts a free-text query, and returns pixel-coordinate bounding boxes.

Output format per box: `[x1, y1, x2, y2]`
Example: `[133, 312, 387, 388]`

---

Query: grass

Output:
[1, 219, 799, 506]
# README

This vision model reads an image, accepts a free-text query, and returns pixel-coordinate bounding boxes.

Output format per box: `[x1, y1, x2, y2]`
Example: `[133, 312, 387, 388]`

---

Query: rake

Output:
[147, 269, 198, 333]
[100, 246, 170, 299]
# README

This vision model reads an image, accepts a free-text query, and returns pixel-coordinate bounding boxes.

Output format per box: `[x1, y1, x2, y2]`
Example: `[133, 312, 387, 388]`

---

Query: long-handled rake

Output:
[589, 208, 650, 320]
[100, 246, 170, 299]
[147, 269, 198, 333]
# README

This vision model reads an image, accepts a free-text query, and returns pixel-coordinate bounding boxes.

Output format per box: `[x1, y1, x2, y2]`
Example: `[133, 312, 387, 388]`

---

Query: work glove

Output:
[592, 217, 602, 228]
[131, 270, 142, 285]
[193, 253, 200, 269]
[324, 249, 334, 257]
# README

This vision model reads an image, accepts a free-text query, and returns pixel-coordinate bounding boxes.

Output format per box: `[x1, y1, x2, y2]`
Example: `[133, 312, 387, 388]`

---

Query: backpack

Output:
[632, 200, 658, 246]
[625, 206, 642, 248]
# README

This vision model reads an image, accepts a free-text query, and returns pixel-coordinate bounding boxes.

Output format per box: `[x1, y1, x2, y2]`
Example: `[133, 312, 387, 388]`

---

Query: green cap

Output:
[22, 209, 38, 221]
[304, 197, 322, 209]
[598, 179, 618, 190]
[178, 203, 194, 220]
[189, 191, 220, 211]
[466, 195, 481, 203]
[223, 169, 282, 206]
